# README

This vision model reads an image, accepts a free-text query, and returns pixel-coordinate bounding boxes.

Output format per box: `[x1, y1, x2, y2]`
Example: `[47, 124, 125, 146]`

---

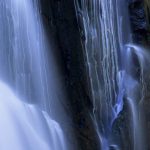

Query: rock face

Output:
[40, 0, 100, 150]
[128, 0, 148, 44]
[128, 0, 150, 45]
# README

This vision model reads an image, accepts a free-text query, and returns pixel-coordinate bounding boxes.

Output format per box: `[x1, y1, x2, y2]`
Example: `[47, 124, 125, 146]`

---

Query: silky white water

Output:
[0, 80, 66, 150]
[0, 0, 68, 150]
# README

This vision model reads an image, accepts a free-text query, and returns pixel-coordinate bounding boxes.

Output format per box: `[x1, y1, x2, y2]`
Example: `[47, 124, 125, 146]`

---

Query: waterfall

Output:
[0, 0, 68, 150]
[75, 0, 147, 149]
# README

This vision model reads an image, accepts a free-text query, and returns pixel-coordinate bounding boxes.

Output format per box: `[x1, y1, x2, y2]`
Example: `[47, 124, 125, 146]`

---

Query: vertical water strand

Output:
[75, 0, 132, 149]
[4, 0, 51, 110]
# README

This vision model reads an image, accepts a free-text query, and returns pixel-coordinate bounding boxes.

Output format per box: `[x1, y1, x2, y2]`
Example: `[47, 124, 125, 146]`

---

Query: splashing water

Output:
[0, 0, 68, 150]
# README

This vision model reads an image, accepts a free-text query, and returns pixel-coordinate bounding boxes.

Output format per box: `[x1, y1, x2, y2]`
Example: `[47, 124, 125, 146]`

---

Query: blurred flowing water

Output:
[0, 0, 68, 150]
[75, 0, 148, 149]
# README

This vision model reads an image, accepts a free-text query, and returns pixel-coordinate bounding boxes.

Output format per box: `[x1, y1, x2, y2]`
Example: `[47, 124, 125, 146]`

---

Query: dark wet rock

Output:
[128, 0, 148, 44]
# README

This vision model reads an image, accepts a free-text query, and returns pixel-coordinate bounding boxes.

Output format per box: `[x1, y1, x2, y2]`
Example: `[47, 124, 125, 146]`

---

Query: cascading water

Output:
[0, 0, 68, 150]
[75, 0, 148, 149]
[0, 81, 66, 150]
